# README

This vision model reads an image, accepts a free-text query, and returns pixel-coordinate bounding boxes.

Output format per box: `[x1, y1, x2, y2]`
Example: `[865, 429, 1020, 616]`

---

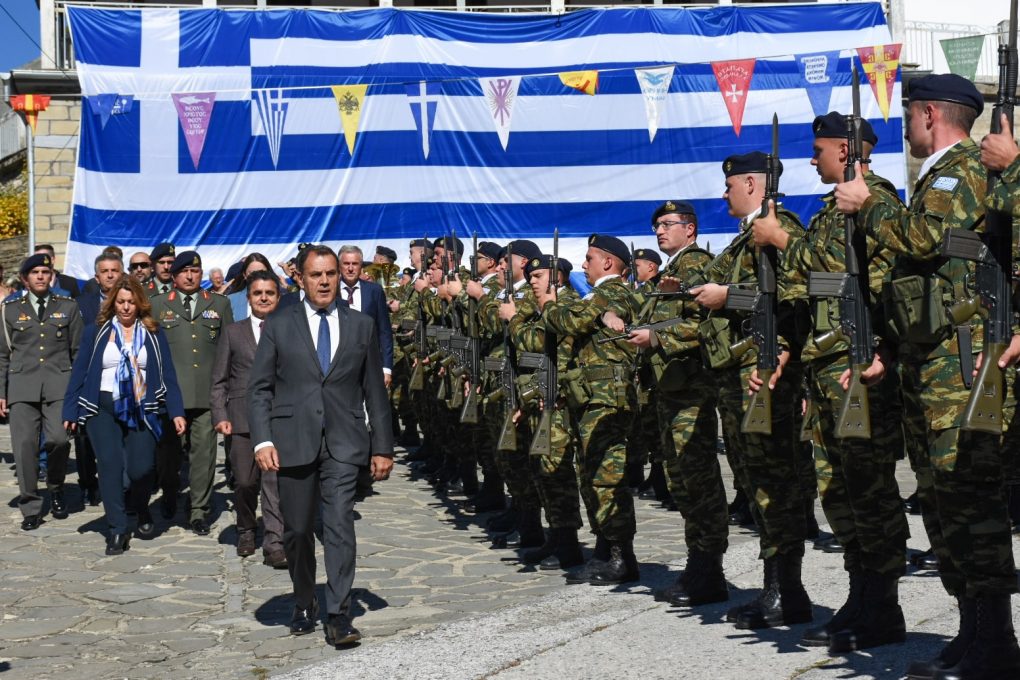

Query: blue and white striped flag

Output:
[66, 4, 900, 278]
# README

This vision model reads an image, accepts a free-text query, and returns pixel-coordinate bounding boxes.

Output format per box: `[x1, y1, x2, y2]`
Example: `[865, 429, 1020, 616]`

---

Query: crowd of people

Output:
[2, 72, 1020, 675]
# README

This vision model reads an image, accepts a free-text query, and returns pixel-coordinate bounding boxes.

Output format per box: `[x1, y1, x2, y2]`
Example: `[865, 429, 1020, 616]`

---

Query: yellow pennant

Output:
[331, 84, 369, 154]
[559, 70, 598, 96]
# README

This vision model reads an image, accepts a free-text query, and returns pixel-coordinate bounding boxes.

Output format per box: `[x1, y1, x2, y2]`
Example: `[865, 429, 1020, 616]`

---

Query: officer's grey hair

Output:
[94, 252, 124, 273]
[338, 245, 364, 261]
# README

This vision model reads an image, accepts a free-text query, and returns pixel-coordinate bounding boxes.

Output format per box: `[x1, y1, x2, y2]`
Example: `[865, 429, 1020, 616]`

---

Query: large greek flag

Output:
[66, 3, 901, 277]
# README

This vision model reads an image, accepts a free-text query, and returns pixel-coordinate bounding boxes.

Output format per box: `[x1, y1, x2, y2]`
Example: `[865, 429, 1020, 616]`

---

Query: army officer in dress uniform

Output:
[145, 242, 176, 298]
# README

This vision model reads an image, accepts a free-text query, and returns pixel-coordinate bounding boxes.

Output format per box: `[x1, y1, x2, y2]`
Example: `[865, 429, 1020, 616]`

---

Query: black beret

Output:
[524, 254, 573, 278]
[297, 242, 314, 252]
[20, 253, 53, 275]
[150, 242, 175, 261]
[170, 250, 202, 275]
[506, 239, 542, 261]
[722, 151, 783, 178]
[402, 267, 416, 278]
[375, 245, 398, 262]
[812, 111, 878, 146]
[409, 238, 431, 249]
[907, 73, 984, 114]
[433, 236, 465, 257]
[633, 248, 662, 266]
[225, 261, 244, 282]
[587, 234, 630, 263]
[477, 241, 503, 261]
[651, 200, 697, 224]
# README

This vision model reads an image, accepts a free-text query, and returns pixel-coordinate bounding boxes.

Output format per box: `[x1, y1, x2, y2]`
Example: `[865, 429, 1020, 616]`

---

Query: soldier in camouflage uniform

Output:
[690, 152, 812, 629]
[627, 201, 729, 607]
[753, 112, 909, 652]
[543, 234, 640, 585]
[506, 254, 584, 570]
[835, 74, 1020, 679]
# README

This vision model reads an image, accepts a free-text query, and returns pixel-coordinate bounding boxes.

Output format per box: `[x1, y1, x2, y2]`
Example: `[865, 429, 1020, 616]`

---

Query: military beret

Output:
[409, 238, 431, 249]
[225, 261, 244, 282]
[402, 267, 416, 278]
[297, 242, 314, 252]
[375, 245, 398, 262]
[506, 239, 542, 261]
[587, 234, 630, 263]
[812, 111, 878, 146]
[907, 73, 984, 114]
[633, 248, 662, 266]
[722, 151, 783, 178]
[477, 241, 503, 261]
[524, 254, 573, 278]
[651, 200, 697, 225]
[170, 250, 202, 275]
[433, 236, 465, 257]
[150, 242, 175, 262]
[20, 253, 53, 275]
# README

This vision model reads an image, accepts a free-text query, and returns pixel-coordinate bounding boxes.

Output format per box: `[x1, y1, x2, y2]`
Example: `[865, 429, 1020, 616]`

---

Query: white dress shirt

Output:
[340, 279, 362, 312]
[250, 314, 265, 345]
[918, 142, 958, 183]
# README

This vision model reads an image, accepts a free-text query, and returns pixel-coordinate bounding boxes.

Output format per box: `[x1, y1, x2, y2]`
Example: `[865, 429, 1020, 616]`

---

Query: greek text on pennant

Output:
[856, 44, 902, 122]
[940, 35, 985, 82]
[479, 76, 521, 151]
[559, 70, 598, 96]
[712, 59, 756, 137]
[331, 84, 369, 155]
[796, 51, 840, 119]
[635, 65, 674, 143]
[254, 88, 289, 169]
[171, 92, 216, 170]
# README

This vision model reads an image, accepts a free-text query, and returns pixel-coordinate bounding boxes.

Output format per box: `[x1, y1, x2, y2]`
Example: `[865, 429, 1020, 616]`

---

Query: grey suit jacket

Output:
[210, 318, 258, 434]
[247, 300, 393, 467]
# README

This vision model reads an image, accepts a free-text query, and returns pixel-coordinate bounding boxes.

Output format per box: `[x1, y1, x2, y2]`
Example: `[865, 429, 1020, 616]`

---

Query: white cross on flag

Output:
[711, 59, 756, 137]
[480, 76, 521, 151]
[406, 81, 442, 159]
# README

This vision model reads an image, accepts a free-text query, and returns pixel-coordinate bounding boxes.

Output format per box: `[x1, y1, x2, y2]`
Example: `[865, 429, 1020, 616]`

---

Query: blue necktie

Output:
[317, 308, 331, 375]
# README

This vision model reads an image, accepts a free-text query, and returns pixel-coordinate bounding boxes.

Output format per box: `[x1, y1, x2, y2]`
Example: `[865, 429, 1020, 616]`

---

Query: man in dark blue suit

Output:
[337, 245, 394, 388]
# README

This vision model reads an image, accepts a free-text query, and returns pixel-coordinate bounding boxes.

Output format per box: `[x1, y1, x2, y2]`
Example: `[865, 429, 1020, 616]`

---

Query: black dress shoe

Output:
[190, 518, 211, 536]
[911, 548, 939, 571]
[820, 536, 845, 553]
[50, 491, 69, 520]
[263, 550, 288, 569]
[290, 600, 320, 636]
[324, 614, 362, 647]
[83, 486, 101, 507]
[21, 515, 42, 531]
[160, 494, 177, 520]
[136, 511, 156, 539]
[105, 533, 130, 556]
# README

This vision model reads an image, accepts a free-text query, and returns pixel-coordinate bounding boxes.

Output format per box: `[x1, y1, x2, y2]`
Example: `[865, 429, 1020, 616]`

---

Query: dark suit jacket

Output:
[76, 291, 102, 327]
[210, 319, 257, 434]
[343, 279, 394, 372]
[58, 273, 81, 298]
[247, 301, 393, 467]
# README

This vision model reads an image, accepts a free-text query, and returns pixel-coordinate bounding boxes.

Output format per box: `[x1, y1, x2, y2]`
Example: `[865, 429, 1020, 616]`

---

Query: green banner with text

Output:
[940, 35, 985, 81]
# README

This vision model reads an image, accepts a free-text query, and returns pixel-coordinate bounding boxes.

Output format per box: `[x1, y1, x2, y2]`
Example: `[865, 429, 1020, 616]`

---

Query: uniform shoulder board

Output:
[201, 290, 211, 300]
[146, 281, 156, 290]
[167, 291, 177, 301]
[931, 176, 960, 192]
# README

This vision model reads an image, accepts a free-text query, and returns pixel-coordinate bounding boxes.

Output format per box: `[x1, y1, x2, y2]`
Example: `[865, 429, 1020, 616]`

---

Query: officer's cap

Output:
[634, 248, 662, 266]
[907, 73, 984, 114]
[812, 111, 878, 146]
[651, 200, 697, 225]
[432, 236, 465, 257]
[587, 234, 630, 263]
[150, 242, 175, 262]
[476, 241, 503, 261]
[722, 151, 783, 178]
[170, 250, 202, 275]
[20, 253, 52, 276]
[506, 240, 542, 261]
[524, 254, 573, 278]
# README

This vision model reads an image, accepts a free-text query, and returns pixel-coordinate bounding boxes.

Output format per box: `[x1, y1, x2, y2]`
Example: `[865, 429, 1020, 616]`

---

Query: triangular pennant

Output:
[634, 65, 674, 142]
[795, 51, 841, 118]
[712, 59, 756, 137]
[559, 70, 598, 96]
[89, 94, 118, 129]
[479, 76, 521, 151]
[940, 35, 985, 82]
[331, 84, 369, 155]
[856, 44, 902, 122]
[111, 95, 134, 117]
[10, 94, 51, 134]
[254, 88, 289, 169]
[171, 92, 216, 170]
[406, 81, 442, 160]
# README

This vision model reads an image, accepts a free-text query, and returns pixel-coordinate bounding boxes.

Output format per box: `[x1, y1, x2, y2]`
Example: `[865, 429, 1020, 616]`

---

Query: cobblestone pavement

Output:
[0, 424, 928, 680]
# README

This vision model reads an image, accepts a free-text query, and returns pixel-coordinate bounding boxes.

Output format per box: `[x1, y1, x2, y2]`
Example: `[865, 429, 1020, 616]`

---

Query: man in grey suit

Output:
[211, 271, 286, 567]
[0, 253, 84, 530]
[249, 245, 393, 647]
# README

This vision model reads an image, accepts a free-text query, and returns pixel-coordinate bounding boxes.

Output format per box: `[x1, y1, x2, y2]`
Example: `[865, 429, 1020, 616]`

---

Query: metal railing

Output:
[903, 20, 1004, 80]
[0, 111, 26, 163]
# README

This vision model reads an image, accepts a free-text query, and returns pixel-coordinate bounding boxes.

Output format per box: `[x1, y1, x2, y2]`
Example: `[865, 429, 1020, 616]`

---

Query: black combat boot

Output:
[727, 556, 777, 622]
[735, 551, 812, 629]
[516, 505, 545, 549]
[667, 549, 728, 607]
[727, 489, 755, 527]
[486, 502, 519, 533]
[540, 528, 583, 570]
[801, 567, 864, 647]
[803, 498, 820, 541]
[626, 461, 645, 491]
[932, 595, 1020, 680]
[654, 571, 688, 603]
[906, 597, 976, 680]
[565, 535, 610, 584]
[466, 473, 506, 513]
[828, 570, 905, 653]
[638, 462, 670, 502]
[587, 541, 640, 586]
[522, 526, 557, 565]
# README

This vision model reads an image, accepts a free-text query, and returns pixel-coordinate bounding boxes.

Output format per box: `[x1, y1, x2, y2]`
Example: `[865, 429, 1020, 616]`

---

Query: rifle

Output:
[408, 235, 431, 392]
[484, 242, 518, 451]
[726, 113, 782, 435]
[941, 0, 1017, 434]
[597, 316, 692, 345]
[629, 241, 637, 289]
[439, 229, 466, 409]
[459, 232, 482, 423]
[529, 228, 559, 457]
[806, 67, 875, 439]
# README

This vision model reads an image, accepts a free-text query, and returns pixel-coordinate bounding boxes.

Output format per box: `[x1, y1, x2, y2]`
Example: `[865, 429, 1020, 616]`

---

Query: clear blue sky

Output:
[0, 1, 41, 73]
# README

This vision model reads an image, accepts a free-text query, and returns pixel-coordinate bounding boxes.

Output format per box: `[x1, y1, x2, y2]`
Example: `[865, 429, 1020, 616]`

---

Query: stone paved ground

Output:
[0, 423, 935, 680]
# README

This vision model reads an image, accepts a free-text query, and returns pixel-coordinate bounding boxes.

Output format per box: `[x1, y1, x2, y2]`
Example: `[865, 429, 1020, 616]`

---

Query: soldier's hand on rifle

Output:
[691, 283, 728, 310]
[388, 299, 400, 313]
[466, 280, 484, 299]
[751, 200, 790, 250]
[976, 333, 1020, 372]
[834, 162, 870, 214]
[980, 113, 1019, 171]
[627, 328, 655, 349]
[747, 348, 789, 395]
[512, 408, 523, 425]
[499, 299, 517, 321]
[657, 276, 683, 293]
[601, 311, 626, 332]
[437, 282, 450, 300]
[414, 277, 430, 292]
[446, 278, 463, 297]
[839, 346, 888, 391]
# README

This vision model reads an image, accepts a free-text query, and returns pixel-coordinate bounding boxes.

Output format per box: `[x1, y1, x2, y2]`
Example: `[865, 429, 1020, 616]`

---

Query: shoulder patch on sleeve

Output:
[932, 176, 960, 192]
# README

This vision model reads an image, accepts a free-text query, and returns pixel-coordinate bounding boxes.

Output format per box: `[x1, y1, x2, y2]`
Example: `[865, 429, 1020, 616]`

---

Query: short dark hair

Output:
[296, 244, 338, 274]
[246, 269, 280, 293]
[34, 244, 55, 256]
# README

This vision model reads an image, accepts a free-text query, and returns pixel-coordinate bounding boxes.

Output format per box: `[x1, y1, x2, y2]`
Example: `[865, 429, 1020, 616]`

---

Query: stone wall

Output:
[0, 234, 30, 278]
[30, 99, 79, 270]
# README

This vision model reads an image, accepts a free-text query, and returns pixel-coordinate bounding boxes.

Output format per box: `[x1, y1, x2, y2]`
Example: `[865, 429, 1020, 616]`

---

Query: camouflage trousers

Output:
[717, 362, 807, 559]
[410, 371, 439, 444]
[570, 404, 636, 542]
[485, 399, 540, 510]
[809, 355, 908, 576]
[528, 406, 582, 530]
[657, 369, 728, 556]
[389, 352, 417, 436]
[900, 351, 1017, 597]
[628, 389, 662, 465]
